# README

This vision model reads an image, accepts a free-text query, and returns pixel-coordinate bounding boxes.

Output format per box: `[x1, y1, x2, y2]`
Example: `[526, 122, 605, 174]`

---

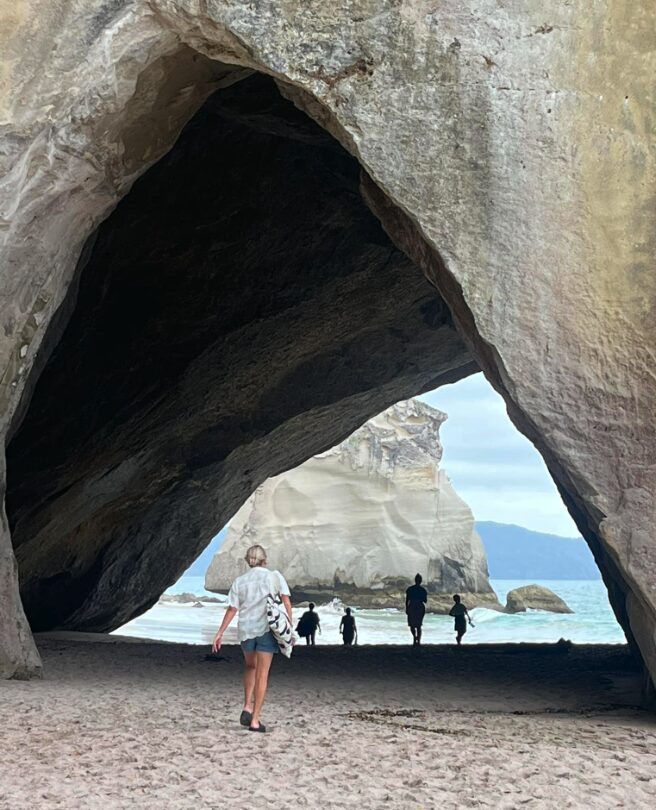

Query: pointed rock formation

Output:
[206, 400, 501, 612]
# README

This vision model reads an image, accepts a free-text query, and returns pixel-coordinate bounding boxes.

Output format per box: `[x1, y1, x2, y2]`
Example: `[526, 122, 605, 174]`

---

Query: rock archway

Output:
[0, 2, 654, 691]
[6, 72, 474, 633]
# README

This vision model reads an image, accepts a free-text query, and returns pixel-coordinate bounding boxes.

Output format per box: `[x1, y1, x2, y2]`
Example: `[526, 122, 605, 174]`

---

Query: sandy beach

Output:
[1, 636, 655, 809]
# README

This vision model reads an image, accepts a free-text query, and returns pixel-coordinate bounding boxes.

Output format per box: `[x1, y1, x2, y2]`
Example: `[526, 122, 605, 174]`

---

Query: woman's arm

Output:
[281, 594, 293, 623]
[212, 606, 237, 652]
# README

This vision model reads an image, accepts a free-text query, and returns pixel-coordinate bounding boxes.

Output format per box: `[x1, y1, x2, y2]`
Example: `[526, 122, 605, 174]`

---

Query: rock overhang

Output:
[5, 72, 474, 634]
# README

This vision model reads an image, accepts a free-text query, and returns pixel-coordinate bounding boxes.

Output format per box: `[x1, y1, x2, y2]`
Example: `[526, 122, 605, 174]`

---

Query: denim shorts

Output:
[241, 630, 279, 654]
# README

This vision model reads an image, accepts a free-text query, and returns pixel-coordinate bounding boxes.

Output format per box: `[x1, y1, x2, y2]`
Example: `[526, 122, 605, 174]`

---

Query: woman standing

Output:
[212, 544, 292, 733]
[405, 573, 428, 646]
[339, 607, 357, 646]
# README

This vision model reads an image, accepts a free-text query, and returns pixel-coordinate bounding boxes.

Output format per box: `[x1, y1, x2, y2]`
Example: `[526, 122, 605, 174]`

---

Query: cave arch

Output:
[6, 71, 475, 632]
[1, 3, 654, 694]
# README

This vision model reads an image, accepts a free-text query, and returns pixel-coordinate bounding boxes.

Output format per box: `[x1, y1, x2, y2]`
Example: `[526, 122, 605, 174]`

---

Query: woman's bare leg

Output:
[250, 652, 274, 728]
[242, 650, 256, 711]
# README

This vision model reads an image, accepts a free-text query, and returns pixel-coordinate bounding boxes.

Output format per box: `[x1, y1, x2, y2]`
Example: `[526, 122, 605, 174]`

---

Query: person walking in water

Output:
[212, 544, 292, 733]
[340, 607, 357, 646]
[405, 573, 428, 646]
[449, 594, 474, 646]
[296, 602, 321, 645]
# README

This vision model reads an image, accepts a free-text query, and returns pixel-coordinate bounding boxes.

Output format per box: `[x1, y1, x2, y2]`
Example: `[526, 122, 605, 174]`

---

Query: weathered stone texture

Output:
[0, 471, 41, 678]
[0, 2, 654, 686]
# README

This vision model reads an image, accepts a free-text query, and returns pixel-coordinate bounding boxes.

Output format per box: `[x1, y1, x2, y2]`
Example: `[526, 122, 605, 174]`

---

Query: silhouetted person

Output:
[405, 573, 428, 646]
[449, 594, 474, 645]
[296, 602, 321, 645]
[340, 607, 357, 646]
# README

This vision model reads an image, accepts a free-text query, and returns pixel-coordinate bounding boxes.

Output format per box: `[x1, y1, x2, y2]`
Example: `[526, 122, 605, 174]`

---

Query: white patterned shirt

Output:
[228, 566, 290, 642]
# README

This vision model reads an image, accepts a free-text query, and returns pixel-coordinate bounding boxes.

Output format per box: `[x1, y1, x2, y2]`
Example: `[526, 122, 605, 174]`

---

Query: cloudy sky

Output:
[418, 373, 580, 537]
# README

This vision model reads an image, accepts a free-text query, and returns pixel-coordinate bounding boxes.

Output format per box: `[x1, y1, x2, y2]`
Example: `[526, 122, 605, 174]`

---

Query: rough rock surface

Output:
[0, 473, 41, 678]
[0, 2, 654, 688]
[206, 399, 500, 612]
[505, 586, 573, 615]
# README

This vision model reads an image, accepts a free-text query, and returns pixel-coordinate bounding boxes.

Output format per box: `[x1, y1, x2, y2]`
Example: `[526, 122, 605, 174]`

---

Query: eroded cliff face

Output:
[0, 2, 654, 687]
[206, 399, 500, 611]
[5, 75, 471, 634]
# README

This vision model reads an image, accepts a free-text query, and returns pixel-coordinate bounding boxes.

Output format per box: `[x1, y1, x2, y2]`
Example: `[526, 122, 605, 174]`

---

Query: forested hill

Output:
[476, 522, 600, 580]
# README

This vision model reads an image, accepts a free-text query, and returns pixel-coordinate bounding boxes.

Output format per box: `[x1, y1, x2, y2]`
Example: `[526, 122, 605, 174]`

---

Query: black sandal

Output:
[239, 710, 252, 727]
[248, 723, 266, 733]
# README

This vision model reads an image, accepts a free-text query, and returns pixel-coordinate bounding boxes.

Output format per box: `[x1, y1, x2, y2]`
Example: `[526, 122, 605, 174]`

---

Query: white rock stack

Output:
[206, 399, 500, 611]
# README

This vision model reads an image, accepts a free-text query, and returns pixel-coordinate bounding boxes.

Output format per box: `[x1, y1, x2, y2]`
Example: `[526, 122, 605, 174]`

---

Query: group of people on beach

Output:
[295, 603, 357, 646]
[294, 578, 472, 648]
[405, 573, 474, 647]
[212, 545, 473, 733]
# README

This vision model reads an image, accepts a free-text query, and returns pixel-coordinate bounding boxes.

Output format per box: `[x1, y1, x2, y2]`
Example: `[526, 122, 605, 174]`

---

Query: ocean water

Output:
[115, 577, 626, 647]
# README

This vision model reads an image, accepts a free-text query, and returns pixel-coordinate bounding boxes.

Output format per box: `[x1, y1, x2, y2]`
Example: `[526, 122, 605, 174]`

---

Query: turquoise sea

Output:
[115, 577, 626, 647]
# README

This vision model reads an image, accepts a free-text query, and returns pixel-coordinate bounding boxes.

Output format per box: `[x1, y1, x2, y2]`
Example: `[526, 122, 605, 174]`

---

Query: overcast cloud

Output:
[418, 373, 580, 537]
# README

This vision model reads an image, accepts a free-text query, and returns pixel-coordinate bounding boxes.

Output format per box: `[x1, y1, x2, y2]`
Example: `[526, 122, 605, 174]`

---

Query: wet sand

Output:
[1, 636, 655, 809]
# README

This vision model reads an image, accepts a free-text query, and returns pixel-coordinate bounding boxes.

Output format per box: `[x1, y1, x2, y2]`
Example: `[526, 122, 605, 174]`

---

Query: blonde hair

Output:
[244, 544, 267, 568]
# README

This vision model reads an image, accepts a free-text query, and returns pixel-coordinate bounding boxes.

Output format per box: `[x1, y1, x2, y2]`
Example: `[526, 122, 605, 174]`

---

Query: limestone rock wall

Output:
[0, 2, 654, 687]
[206, 399, 499, 611]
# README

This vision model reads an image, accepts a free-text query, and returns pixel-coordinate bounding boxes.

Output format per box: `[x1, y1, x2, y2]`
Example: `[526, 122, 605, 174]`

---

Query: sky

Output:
[418, 373, 580, 537]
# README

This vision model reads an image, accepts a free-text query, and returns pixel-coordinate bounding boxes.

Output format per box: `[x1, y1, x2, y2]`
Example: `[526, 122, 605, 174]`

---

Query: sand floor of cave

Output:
[1, 637, 655, 809]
